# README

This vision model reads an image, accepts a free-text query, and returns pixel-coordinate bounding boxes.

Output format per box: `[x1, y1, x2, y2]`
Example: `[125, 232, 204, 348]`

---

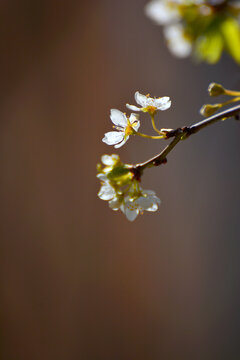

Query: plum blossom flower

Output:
[97, 154, 161, 221]
[145, 0, 205, 27]
[164, 24, 192, 57]
[120, 189, 161, 221]
[145, 0, 180, 25]
[97, 173, 124, 212]
[97, 178, 116, 201]
[102, 109, 140, 148]
[98, 154, 121, 174]
[98, 180, 161, 221]
[145, 0, 240, 63]
[126, 91, 171, 116]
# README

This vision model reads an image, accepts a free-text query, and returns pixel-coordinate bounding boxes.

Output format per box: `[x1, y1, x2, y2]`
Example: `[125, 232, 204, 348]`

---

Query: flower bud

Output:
[107, 165, 132, 181]
[208, 83, 225, 97]
[96, 163, 102, 173]
[200, 104, 222, 117]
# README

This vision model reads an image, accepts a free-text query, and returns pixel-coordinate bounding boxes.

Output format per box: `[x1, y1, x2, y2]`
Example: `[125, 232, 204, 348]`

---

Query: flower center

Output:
[145, 105, 157, 115]
[125, 124, 135, 136]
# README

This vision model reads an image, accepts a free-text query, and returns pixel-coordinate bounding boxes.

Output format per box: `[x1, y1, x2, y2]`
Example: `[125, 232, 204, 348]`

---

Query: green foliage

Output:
[195, 29, 223, 63]
[182, 3, 240, 64]
[146, 0, 240, 64]
[221, 17, 240, 63]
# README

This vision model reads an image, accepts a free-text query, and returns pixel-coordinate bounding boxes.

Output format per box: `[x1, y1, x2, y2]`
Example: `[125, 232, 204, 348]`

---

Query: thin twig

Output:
[133, 104, 240, 174]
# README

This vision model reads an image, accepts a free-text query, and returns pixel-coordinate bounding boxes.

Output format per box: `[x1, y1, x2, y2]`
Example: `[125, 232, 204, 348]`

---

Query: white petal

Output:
[129, 113, 140, 131]
[136, 195, 161, 211]
[125, 207, 139, 221]
[114, 136, 128, 148]
[120, 203, 125, 213]
[147, 203, 159, 211]
[98, 183, 115, 200]
[142, 189, 156, 196]
[110, 109, 127, 127]
[154, 97, 171, 110]
[133, 122, 140, 132]
[135, 196, 152, 210]
[135, 91, 148, 107]
[158, 100, 171, 110]
[109, 197, 122, 210]
[101, 154, 114, 165]
[146, 195, 161, 211]
[97, 173, 108, 181]
[145, 0, 180, 25]
[129, 113, 139, 123]
[102, 131, 124, 146]
[101, 154, 118, 166]
[126, 104, 141, 111]
[164, 24, 192, 58]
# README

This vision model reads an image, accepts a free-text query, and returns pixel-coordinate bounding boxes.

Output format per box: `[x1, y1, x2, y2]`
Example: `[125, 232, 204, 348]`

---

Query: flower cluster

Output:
[145, 0, 240, 63]
[98, 91, 171, 221]
[97, 155, 161, 221]
[97, 86, 240, 221]
[102, 91, 172, 149]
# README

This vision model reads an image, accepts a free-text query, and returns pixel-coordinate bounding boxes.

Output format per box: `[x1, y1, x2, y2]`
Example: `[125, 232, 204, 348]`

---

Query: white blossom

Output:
[98, 179, 116, 201]
[126, 91, 171, 115]
[145, 0, 180, 25]
[120, 189, 161, 221]
[97, 173, 161, 221]
[97, 177, 124, 211]
[102, 109, 140, 148]
[164, 24, 192, 57]
[101, 154, 119, 166]
[109, 197, 123, 211]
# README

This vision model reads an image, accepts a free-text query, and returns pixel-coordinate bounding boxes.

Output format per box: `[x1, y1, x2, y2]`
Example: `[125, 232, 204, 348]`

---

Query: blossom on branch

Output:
[126, 91, 171, 116]
[120, 190, 161, 221]
[97, 83, 240, 222]
[97, 154, 161, 221]
[102, 109, 140, 148]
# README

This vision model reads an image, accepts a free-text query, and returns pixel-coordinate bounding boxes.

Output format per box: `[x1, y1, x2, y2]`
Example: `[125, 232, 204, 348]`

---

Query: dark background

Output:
[1, 1, 240, 359]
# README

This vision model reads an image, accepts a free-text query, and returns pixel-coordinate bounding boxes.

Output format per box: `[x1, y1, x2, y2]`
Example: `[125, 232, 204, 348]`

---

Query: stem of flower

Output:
[188, 103, 240, 135]
[221, 96, 240, 107]
[151, 115, 162, 135]
[133, 104, 240, 173]
[136, 135, 182, 170]
[136, 132, 164, 139]
[225, 90, 240, 97]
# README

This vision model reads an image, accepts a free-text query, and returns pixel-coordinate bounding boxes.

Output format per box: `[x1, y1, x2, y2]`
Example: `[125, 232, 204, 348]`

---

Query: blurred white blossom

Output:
[144, 0, 240, 63]
[164, 24, 192, 57]
[145, 0, 180, 25]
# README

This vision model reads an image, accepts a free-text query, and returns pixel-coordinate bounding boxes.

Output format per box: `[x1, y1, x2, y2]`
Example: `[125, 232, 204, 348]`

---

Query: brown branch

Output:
[132, 104, 240, 176]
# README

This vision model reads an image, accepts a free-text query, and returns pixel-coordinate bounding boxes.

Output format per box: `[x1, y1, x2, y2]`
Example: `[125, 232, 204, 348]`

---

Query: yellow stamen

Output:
[125, 124, 135, 136]
[144, 105, 157, 116]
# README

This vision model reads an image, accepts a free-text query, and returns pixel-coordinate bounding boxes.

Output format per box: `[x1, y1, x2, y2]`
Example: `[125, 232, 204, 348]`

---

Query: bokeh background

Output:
[1, 1, 240, 359]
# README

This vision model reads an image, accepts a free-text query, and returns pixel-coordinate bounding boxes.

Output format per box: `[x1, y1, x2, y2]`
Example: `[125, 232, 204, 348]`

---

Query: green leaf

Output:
[220, 17, 240, 64]
[107, 166, 131, 180]
[195, 31, 223, 64]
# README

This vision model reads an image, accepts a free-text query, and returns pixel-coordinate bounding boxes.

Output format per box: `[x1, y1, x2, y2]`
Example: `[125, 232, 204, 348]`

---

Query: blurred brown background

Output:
[1, 1, 240, 359]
